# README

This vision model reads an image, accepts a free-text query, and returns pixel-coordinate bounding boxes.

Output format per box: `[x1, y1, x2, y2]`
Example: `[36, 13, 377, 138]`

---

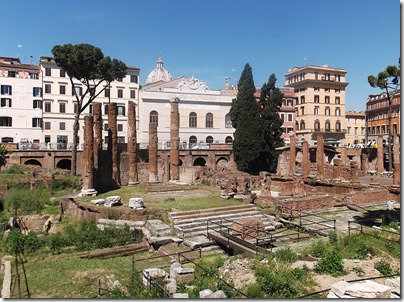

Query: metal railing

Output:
[347, 220, 400, 242]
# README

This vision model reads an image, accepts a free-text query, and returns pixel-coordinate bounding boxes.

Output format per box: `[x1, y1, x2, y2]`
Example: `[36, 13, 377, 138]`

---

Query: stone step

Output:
[169, 204, 256, 222]
[172, 210, 266, 225]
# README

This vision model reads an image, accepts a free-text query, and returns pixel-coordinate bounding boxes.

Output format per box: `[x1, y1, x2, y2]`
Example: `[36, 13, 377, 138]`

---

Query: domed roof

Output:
[146, 56, 173, 84]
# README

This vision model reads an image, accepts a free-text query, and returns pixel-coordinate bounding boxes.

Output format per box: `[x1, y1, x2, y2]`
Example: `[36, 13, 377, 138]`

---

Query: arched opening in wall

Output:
[206, 136, 213, 144]
[216, 157, 228, 171]
[193, 157, 206, 166]
[179, 159, 183, 166]
[56, 159, 71, 170]
[225, 136, 233, 144]
[189, 135, 197, 148]
[24, 159, 42, 167]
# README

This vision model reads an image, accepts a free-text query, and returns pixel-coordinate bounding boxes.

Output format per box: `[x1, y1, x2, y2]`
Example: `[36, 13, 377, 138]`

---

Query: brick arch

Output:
[193, 157, 206, 167]
[216, 157, 229, 170]
[56, 158, 71, 170]
[24, 159, 42, 167]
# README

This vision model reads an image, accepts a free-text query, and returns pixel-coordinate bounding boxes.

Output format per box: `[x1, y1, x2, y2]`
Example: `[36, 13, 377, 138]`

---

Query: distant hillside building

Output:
[0, 57, 42, 145]
[284, 65, 349, 145]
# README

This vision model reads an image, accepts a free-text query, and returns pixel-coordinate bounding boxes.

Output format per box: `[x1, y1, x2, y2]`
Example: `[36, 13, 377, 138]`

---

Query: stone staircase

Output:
[169, 204, 280, 239]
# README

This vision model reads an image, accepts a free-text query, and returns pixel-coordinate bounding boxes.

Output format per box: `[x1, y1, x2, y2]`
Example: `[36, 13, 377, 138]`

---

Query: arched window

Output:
[205, 113, 213, 128]
[325, 120, 331, 131]
[314, 120, 320, 131]
[335, 120, 341, 132]
[206, 136, 213, 143]
[295, 121, 299, 130]
[225, 136, 233, 144]
[149, 110, 158, 125]
[189, 112, 197, 128]
[300, 120, 305, 130]
[189, 135, 197, 148]
[225, 113, 232, 128]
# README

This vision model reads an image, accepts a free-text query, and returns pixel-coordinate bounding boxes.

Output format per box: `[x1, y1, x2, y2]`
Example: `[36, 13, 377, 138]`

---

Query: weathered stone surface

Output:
[302, 141, 310, 177]
[149, 122, 158, 182]
[104, 195, 122, 207]
[331, 280, 351, 297]
[316, 134, 324, 179]
[385, 277, 400, 295]
[170, 97, 180, 181]
[289, 135, 296, 176]
[205, 290, 227, 298]
[172, 293, 189, 298]
[142, 268, 167, 288]
[93, 102, 102, 188]
[230, 217, 266, 240]
[127, 100, 138, 184]
[199, 289, 213, 298]
[345, 280, 391, 298]
[91, 199, 105, 205]
[129, 197, 144, 209]
[97, 219, 144, 230]
[82, 115, 94, 190]
[170, 261, 195, 284]
[145, 219, 172, 236]
[165, 278, 177, 294]
[108, 102, 120, 185]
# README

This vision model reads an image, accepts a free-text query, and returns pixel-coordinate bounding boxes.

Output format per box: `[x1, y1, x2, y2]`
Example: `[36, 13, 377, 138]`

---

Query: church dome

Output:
[146, 56, 173, 84]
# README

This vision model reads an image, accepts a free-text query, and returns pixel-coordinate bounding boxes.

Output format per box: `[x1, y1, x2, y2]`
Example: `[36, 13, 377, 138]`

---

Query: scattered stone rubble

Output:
[328, 278, 400, 299]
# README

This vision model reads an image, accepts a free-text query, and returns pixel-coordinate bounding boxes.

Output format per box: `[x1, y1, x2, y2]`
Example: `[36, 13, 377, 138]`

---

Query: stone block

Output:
[345, 280, 391, 298]
[205, 290, 227, 298]
[172, 293, 189, 298]
[142, 268, 167, 288]
[199, 289, 213, 298]
[385, 277, 400, 295]
[170, 261, 195, 284]
[330, 280, 350, 297]
[91, 199, 105, 205]
[129, 197, 144, 209]
[104, 195, 122, 207]
[165, 278, 177, 294]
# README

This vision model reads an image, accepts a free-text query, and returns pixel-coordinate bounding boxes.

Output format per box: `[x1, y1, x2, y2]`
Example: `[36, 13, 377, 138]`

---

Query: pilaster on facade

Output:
[0, 57, 42, 145]
[284, 65, 349, 146]
[39, 56, 140, 150]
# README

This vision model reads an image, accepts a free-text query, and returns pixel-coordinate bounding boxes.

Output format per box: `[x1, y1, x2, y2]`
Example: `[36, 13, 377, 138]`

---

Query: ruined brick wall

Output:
[344, 189, 400, 204]
[278, 195, 334, 212]
[270, 180, 310, 196]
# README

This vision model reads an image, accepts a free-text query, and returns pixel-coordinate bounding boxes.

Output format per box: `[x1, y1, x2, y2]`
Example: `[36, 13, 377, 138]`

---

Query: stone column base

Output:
[128, 181, 139, 186]
[78, 188, 98, 197]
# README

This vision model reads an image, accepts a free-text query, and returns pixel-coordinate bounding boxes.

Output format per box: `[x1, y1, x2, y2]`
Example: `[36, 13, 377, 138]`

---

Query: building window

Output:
[335, 107, 341, 116]
[325, 96, 330, 104]
[89, 104, 93, 114]
[280, 113, 285, 121]
[335, 97, 340, 104]
[314, 87, 319, 91]
[117, 89, 123, 98]
[225, 113, 232, 128]
[59, 102, 66, 113]
[314, 95, 319, 103]
[325, 120, 331, 131]
[60, 69, 65, 77]
[33, 87, 42, 97]
[315, 72, 318, 80]
[1, 85, 12, 95]
[32, 118, 42, 128]
[104, 104, 109, 115]
[44, 122, 51, 130]
[130, 75, 138, 83]
[0, 98, 11, 107]
[118, 124, 123, 131]
[189, 135, 197, 147]
[288, 113, 293, 122]
[189, 112, 197, 128]
[300, 107, 305, 115]
[314, 106, 319, 115]
[130, 90, 136, 98]
[74, 103, 78, 114]
[324, 73, 330, 81]
[347, 127, 351, 134]
[45, 84, 51, 94]
[30, 73, 39, 79]
[150, 110, 158, 125]
[7, 71, 16, 77]
[104, 88, 110, 98]
[117, 136, 125, 143]
[325, 88, 330, 93]
[335, 74, 341, 82]
[336, 121, 341, 132]
[117, 105, 125, 116]
[117, 77, 123, 82]
[60, 85, 66, 95]
[206, 136, 213, 143]
[59, 122, 66, 130]
[300, 96, 305, 104]
[33, 100, 42, 109]
[44, 102, 51, 112]
[73, 86, 82, 96]
[335, 89, 340, 93]
[205, 113, 213, 128]
[314, 120, 320, 131]
[225, 136, 233, 144]
[0, 117, 12, 127]
[355, 127, 358, 135]
[45, 135, 51, 144]
[45, 67, 51, 76]
[325, 107, 330, 116]
[300, 120, 305, 130]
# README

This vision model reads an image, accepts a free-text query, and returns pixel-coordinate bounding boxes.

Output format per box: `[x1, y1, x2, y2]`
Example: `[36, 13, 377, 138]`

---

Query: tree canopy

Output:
[51, 43, 127, 175]
[368, 64, 400, 91]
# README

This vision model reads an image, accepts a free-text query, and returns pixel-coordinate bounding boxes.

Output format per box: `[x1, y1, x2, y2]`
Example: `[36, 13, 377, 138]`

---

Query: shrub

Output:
[305, 239, 331, 258]
[374, 259, 393, 276]
[3, 228, 25, 254]
[315, 249, 346, 277]
[328, 231, 338, 245]
[246, 283, 261, 298]
[274, 247, 298, 263]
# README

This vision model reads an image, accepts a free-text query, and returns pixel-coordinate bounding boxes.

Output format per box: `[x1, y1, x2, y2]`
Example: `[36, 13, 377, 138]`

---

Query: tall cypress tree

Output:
[259, 74, 284, 172]
[229, 63, 262, 174]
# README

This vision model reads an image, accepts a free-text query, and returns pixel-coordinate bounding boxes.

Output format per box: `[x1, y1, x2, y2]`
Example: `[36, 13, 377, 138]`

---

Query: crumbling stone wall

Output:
[278, 195, 334, 212]
[343, 189, 400, 205]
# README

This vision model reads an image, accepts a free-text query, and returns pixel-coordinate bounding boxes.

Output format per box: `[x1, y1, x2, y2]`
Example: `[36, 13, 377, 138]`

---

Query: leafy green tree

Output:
[0, 144, 8, 170]
[51, 43, 127, 175]
[368, 60, 400, 171]
[258, 74, 284, 172]
[230, 63, 262, 174]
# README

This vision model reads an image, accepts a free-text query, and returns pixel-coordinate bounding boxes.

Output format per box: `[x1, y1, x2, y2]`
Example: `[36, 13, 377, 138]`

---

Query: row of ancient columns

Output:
[288, 133, 400, 186]
[81, 101, 139, 194]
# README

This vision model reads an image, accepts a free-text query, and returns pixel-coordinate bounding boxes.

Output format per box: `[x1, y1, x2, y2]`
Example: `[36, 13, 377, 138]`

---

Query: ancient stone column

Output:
[127, 101, 138, 185]
[361, 153, 368, 174]
[108, 102, 119, 185]
[170, 97, 180, 181]
[81, 115, 96, 195]
[350, 161, 359, 184]
[332, 158, 340, 180]
[377, 135, 384, 175]
[149, 122, 158, 182]
[289, 135, 296, 176]
[93, 102, 102, 188]
[316, 134, 324, 179]
[393, 134, 400, 186]
[302, 141, 310, 177]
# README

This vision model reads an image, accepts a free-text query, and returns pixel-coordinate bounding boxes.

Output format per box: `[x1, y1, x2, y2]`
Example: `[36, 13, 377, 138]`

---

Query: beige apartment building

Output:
[345, 111, 365, 147]
[284, 65, 349, 145]
[40, 57, 140, 149]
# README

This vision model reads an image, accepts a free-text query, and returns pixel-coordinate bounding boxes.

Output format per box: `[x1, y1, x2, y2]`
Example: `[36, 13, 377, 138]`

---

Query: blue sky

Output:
[0, 0, 400, 111]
